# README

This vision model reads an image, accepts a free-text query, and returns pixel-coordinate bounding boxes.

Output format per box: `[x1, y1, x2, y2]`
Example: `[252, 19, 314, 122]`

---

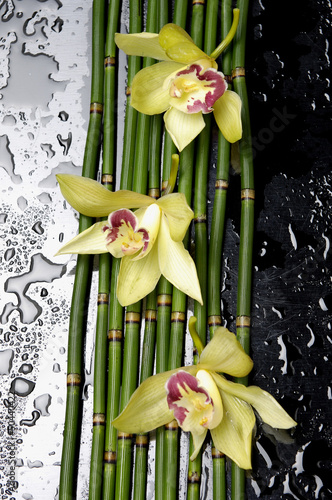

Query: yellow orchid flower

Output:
[112, 327, 296, 469]
[55, 174, 202, 307]
[115, 19, 242, 151]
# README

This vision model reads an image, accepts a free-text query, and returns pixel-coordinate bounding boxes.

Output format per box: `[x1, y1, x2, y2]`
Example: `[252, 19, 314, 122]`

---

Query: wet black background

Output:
[219, 0, 332, 498]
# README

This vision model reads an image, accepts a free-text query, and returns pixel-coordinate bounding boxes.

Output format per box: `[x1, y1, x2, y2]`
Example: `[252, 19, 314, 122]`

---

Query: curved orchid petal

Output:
[198, 327, 253, 377]
[213, 374, 297, 429]
[112, 366, 197, 433]
[55, 222, 107, 256]
[190, 429, 208, 461]
[131, 62, 183, 114]
[213, 90, 242, 143]
[156, 192, 193, 241]
[158, 215, 203, 304]
[115, 32, 171, 61]
[164, 107, 205, 152]
[116, 241, 161, 307]
[159, 24, 207, 64]
[56, 175, 153, 217]
[211, 389, 255, 470]
[132, 204, 161, 260]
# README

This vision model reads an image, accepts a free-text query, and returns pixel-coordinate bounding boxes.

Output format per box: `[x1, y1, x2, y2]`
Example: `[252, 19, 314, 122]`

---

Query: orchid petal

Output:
[158, 215, 203, 304]
[56, 175, 153, 217]
[55, 222, 107, 255]
[213, 374, 297, 429]
[211, 389, 255, 470]
[115, 32, 172, 61]
[112, 366, 197, 433]
[131, 62, 183, 114]
[198, 327, 253, 377]
[164, 107, 205, 152]
[196, 370, 223, 429]
[213, 90, 242, 143]
[190, 429, 208, 461]
[132, 204, 161, 260]
[159, 24, 207, 64]
[116, 241, 161, 307]
[156, 193, 193, 241]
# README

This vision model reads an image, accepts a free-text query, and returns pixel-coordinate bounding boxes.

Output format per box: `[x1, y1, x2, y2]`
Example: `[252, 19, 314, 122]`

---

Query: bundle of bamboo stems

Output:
[58, 0, 254, 499]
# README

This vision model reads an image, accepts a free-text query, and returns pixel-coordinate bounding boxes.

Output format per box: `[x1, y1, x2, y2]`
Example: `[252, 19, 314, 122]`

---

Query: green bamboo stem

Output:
[103, 260, 123, 500]
[58, 1, 105, 498]
[231, 0, 254, 497]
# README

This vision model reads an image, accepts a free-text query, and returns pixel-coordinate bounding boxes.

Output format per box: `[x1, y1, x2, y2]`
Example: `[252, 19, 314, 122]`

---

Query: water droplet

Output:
[0, 349, 14, 375]
[18, 363, 33, 375]
[20, 410, 40, 427]
[34, 393, 51, 416]
[10, 377, 35, 397]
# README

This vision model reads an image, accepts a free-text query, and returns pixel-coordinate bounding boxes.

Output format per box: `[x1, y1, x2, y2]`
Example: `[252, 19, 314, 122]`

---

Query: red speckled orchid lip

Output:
[102, 208, 149, 257]
[169, 63, 227, 114]
[166, 370, 213, 428]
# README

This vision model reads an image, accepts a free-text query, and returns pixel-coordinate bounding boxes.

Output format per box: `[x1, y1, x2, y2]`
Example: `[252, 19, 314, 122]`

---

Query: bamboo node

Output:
[232, 66, 246, 79]
[236, 315, 251, 328]
[105, 56, 116, 67]
[161, 180, 168, 192]
[97, 293, 109, 305]
[208, 315, 222, 327]
[171, 311, 186, 323]
[135, 434, 149, 447]
[215, 179, 229, 190]
[148, 187, 160, 199]
[101, 174, 113, 186]
[104, 451, 117, 464]
[241, 188, 255, 201]
[188, 471, 200, 483]
[108, 329, 122, 341]
[126, 86, 131, 96]
[224, 74, 232, 84]
[194, 214, 207, 223]
[67, 373, 81, 386]
[165, 419, 178, 431]
[192, 0, 205, 4]
[125, 311, 141, 324]
[90, 102, 103, 114]
[157, 293, 172, 306]
[93, 413, 106, 426]
[118, 431, 133, 439]
[145, 309, 157, 322]
[212, 447, 225, 459]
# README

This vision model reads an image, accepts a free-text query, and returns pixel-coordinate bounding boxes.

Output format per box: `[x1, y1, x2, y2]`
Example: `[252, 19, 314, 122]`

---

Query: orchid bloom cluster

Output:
[113, 327, 296, 469]
[56, 174, 202, 307]
[115, 21, 242, 151]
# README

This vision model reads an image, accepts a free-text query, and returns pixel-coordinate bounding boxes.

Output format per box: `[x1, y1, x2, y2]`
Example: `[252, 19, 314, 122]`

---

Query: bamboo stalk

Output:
[231, 0, 254, 497]
[58, 1, 105, 498]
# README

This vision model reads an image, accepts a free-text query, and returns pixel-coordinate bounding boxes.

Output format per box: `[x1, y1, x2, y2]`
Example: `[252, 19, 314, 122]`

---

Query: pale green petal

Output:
[116, 242, 161, 306]
[55, 222, 107, 255]
[164, 107, 205, 152]
[158, 215, 203, 304]
[213, 374, 297, 430]
[156, 193, 193, 241]
[131, 62, 182, 114]
[196, 370, 223, 428]
[56, 174, 153, 217]
[159, 24, 207, 64]
[112, 366, 198, 433]
[115, 32, 171, 61]
[198, 327, 253, 377]
[132, 204, 161, 260]
[213, 90, 242, 143]
[211, 389, 255, 470]
[190, 429, 208, 461]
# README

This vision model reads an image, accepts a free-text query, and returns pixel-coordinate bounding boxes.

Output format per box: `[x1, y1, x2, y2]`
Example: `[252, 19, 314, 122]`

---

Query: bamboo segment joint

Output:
[171, 311, 186, 323]
[145, 309, 157, 322]
[101, 174, 113, 186]
[108, 329, 122, 341]
[194, 214, 207, 224]
[90, 102, 103, 114]
[241, 188, 255, 201]
[93, 413, 106, 426]
[97, 293, 109, 305]
[126, 86, 131, 96]
[118, 431, 133, 440]
[188, 471, 200, 483]
[192, 0, 205, 4]
[104, 451, 117, 464]
[161, 180, 168, 192]
[165, 419, 178, 431]
[157, 294, 172, 306]
[125, 311, 141, 324]
[232, 66, 246, 79]
[148, 187, 160, 199]
[215, 179, 229, 190]
[135, 434, 149, 447]
[236, 315, 251, 328]
[67, 373, 81, 386]
[224, 74, 232, 84]
[212, 447, 225, 459]
[105, 56, 116, 67]
[208, 315, 222, 327]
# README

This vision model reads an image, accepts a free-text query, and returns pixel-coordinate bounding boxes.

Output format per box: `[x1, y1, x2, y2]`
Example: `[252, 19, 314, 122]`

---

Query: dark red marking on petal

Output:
[104, 227, 119, 244]
[109, 208, 138, 231]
